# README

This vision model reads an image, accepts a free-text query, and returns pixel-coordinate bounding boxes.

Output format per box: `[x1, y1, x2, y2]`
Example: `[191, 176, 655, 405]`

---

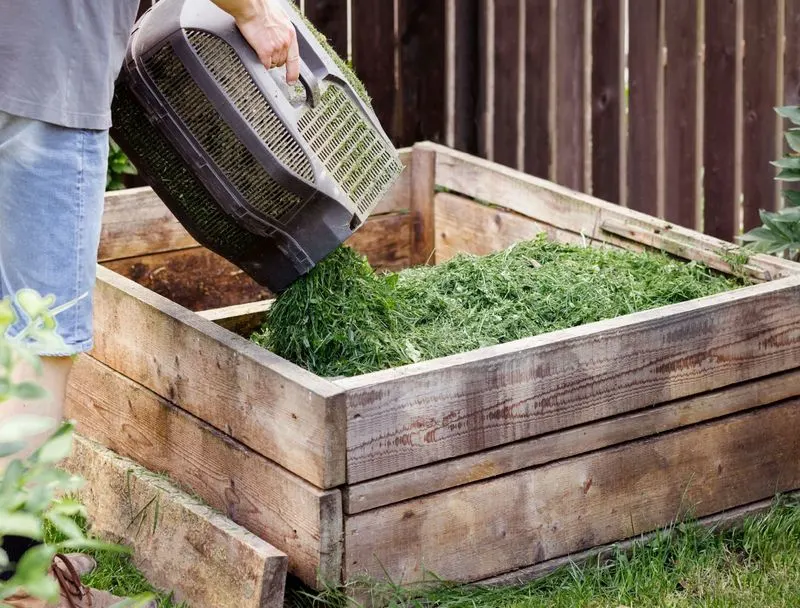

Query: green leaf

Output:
[776, 167, 800, 181]
[0, 513, 43, 538]
[46, 514, 85, 541]
[0, 441, 25, 459]
[773, 157, 800, 169]
[0, 415, 56, 443]
[0, 298, 15, 334]
[10, 382, 47, 401]
[50, 498, 87, 518]
[33, 423, 74, 464]
[783, 189, 800, 207]
[6, 545, 59, 601]
[56, 537, 131, 554]
[776, 105, 800, 125]
[786, 131, 800, 154]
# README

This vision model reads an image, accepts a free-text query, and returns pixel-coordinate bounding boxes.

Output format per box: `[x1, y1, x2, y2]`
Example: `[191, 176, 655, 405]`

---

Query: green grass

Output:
[253, 236, 748, 377]
[43, 517, 185, 608]
[288, 496, 800, 608]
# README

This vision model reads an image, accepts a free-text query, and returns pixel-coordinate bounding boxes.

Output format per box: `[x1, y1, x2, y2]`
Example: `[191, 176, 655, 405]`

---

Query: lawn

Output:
[47, 495, 800, 607]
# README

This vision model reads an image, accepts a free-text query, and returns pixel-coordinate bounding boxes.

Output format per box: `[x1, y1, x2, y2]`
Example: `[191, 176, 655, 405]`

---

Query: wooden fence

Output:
[136, 0, 800, 243]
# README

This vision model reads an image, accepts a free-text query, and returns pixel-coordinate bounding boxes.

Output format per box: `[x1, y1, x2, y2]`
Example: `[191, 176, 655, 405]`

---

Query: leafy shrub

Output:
[0, 291, 133, 605]
[106, 140, 138, 191]
[739, 106, 800, 261]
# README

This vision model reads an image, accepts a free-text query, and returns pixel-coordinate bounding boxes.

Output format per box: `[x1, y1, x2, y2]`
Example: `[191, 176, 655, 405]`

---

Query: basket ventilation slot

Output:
[298, 84, 404, 216]
[185, 29, 315, 184]
[143, 41, 304, 223]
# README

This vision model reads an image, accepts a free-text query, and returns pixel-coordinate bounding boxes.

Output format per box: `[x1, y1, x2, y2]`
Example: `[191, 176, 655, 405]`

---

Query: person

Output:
[0, 0, 300, 605]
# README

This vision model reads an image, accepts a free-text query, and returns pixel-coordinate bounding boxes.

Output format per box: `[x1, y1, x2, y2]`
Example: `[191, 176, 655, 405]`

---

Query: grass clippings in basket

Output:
[251, 235, 749, 378]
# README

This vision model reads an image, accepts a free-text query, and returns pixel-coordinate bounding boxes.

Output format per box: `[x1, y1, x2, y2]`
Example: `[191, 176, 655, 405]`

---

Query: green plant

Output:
[739, 106, 800, 261]
[252, 236, 748, 378]
[0, 290, 150, 607]
[106, 140, 138, 191]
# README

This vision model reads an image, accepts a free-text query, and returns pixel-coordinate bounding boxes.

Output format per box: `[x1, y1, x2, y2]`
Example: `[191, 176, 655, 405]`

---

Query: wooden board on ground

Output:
[66, 355, 340, 587]
[63, 435, 288, 608]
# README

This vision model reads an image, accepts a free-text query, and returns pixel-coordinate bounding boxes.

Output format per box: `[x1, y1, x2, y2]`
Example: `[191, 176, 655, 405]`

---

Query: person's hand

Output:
[211, 0, 300, 84]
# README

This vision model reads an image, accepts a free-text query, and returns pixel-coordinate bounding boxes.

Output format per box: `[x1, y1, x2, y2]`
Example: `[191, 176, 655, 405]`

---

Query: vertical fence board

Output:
[663, 0, 700, 229]
[524, 0, 552, 179]
[351, 0, 396, 138]
[453, 0, 481, 154]
[492, 0, 522, 168]
[743, 0, 780, 229]
[554, 0, 586, 191]
[303, 0, 349, 58]
[398, 0, 447, 147]
[627, 0, 662, 217]
[703, 0, 740, 241]
[591, 0, 623, 204]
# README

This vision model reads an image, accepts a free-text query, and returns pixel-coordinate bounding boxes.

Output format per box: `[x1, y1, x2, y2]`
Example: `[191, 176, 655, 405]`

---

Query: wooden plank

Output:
[344, 367, 800, 513]
[65, 356, 341, 588]
[703, 0, 741, 241]
[344, 399, 800, 584]
[432, 193, 626, 264]
[303, 0, 348, 58]
[480, 490, 800, 587]
[99, 187, 197, 262]
[409, 145, 436, 265]
[627, 0, 662, 216]
[432, 145, 800, 278]
[101, 211, 411, 312]
[63, 435, 288, 608]
[600, 219, 769, 281]
[351, 0, 396, 135]
[90, 265, 346, 489]
[664, 0, 700, 229]
[492, 0, 522, 169]
[743, 0, 780, 228]
[338, 273, 800, 482]
[104, 247, 271, 312]
[198, 300, 274, 337]
[553, 0, 586, 191]
[452, 0, 480, 154]
[397, 0, 447, 146]
[523, 0, 551, 179]
[590, 0, 623, 204]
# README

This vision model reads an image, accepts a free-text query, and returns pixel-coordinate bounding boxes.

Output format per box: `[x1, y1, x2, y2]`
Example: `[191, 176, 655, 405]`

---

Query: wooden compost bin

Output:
[66, 142, 800, 590]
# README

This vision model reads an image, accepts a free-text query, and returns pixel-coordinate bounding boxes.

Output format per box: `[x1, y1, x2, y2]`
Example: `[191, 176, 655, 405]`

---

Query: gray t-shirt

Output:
[0, 1, 140, 130]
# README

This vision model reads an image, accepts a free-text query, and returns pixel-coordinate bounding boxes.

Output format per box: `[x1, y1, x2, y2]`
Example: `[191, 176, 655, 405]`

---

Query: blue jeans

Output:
[0, 110, 108, 356]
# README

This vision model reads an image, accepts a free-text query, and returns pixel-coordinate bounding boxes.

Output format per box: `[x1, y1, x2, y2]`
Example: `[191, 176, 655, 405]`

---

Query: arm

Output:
[210, 0, 300, 84]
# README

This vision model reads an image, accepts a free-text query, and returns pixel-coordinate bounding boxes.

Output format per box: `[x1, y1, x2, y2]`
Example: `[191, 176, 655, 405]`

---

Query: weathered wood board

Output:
[62, 435, 288, 608]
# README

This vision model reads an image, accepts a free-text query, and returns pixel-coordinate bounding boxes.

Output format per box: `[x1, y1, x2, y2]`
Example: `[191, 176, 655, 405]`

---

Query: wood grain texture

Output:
[627, 0, 662, 216]
[398, 0, 447, 146]
[197, 300, 273, 337]
[524, 0, 552, 178]
[338, 274, 800, 482]
[303, 0, 348, 58]
[409, 145, 436, 265]
[104, 247, 271, 312]
[703, 0, 740, 240]
[432, 146, 800, 278]
[344, 399, 800, 584]
[492, 0, 522, 169]
[553, 0, 586, 191]
[664, 0, 700, 229]
[591, 0, 623, 204]
[479, 490, 799, 587]
[351, 0, 396, 135]
[99, 187, 198, 262]
[90, 266, 346, 488]
[432, 193, 623, 264]
[344, 368, 800, 513]
[66, 356, 341, 588]
[64, 435, 288, 608]
[743, 0, 780, 228]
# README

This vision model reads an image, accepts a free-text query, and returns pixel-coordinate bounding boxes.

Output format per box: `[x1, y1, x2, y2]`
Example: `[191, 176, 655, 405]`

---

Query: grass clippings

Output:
[252, 236, 748, 377]
[288, 496, 800, 608]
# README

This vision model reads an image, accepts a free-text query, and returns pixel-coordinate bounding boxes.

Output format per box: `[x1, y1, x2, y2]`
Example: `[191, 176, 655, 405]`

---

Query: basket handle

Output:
[298, 63, 321, 107]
